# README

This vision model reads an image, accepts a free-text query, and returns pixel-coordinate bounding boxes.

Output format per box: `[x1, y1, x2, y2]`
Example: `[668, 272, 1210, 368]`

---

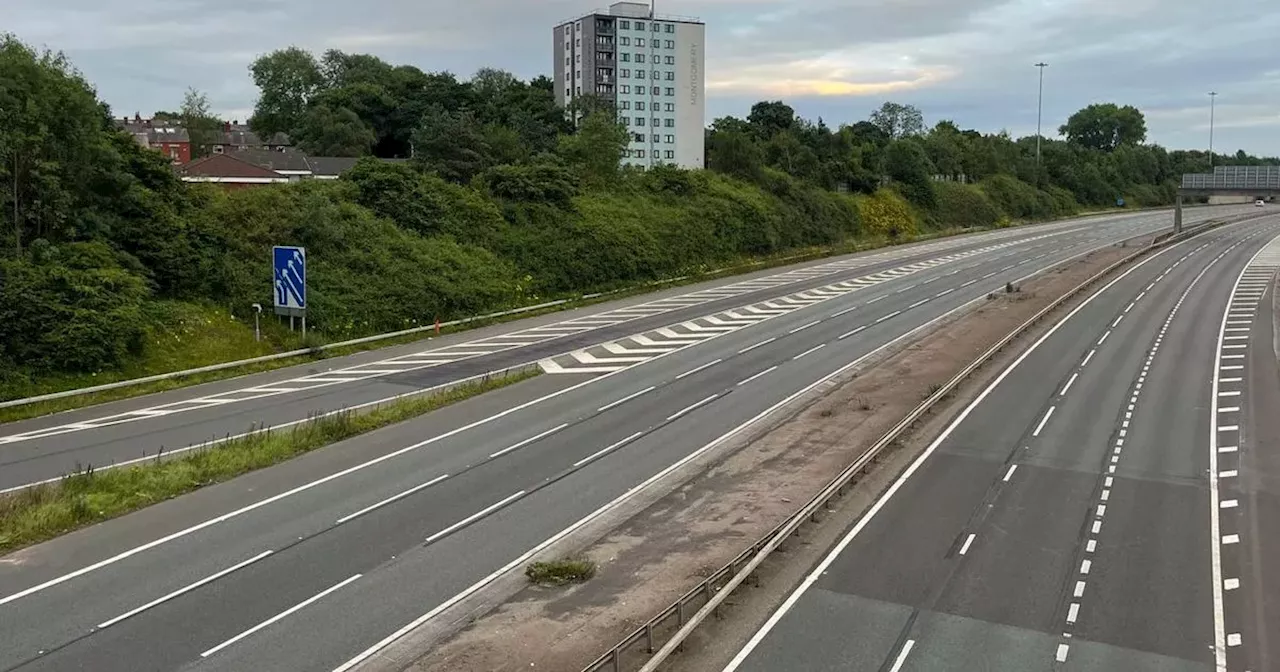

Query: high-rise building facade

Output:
[553, 2, 705, 169]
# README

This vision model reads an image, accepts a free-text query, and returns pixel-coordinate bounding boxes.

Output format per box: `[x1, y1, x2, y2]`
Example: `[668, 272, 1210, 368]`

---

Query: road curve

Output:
[0, 207, 1258, 672]
[0, 207, 1249, 492]
[721, 214, 1280, 672]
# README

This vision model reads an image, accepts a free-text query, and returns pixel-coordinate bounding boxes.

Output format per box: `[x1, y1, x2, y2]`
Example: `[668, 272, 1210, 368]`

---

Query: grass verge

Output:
[0, 367, 540, 554]
[0, 204, 1162, 422]
[526, 557, 597, 586]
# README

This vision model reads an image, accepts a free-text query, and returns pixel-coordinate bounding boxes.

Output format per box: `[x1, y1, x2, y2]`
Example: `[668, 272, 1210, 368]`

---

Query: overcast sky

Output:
[8, 0, 1279, 156]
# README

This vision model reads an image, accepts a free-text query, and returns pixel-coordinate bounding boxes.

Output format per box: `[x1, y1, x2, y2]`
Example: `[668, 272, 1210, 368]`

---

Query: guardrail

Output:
[0, 207, 1210, 412]
[0, 224, 1043, 411]
[581, 215, 1246, 672]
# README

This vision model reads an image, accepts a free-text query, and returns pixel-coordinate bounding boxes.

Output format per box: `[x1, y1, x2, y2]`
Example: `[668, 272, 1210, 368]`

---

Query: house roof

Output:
[180, 153, 285, 180]
[232, 148, 314, 173]
[306, 156, 361, 177]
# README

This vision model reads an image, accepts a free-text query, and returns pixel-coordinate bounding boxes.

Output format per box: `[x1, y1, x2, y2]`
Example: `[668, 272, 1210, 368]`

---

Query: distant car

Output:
[1258, 199, 1266, 207]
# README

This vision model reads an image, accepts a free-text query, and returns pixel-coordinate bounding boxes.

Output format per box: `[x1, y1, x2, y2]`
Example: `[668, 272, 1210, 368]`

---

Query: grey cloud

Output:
[6, 0, 1278, 155]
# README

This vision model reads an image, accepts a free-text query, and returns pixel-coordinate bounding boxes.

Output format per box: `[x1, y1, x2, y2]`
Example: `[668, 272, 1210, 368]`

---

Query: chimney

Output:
[224, 121, 231, 132]
[134, 112, 142, 122]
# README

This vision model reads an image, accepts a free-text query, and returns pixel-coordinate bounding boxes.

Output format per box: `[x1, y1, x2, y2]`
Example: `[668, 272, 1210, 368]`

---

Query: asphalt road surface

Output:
[0, 206, 1258, 672]
[722, 214, 1280, 672]
[0, 207, 1250, 493]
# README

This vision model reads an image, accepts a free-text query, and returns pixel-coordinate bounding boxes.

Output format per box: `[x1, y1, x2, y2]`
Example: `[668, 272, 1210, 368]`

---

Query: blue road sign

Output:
[273, 246, 306, 312]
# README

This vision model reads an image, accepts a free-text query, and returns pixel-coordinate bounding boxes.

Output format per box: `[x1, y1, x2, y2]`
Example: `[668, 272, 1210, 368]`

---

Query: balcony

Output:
[595, 20, 615, 34]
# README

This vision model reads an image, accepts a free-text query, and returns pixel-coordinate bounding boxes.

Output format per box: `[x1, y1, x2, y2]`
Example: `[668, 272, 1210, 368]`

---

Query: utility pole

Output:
[1208, 91, 1217, 168]
[1035, 62, 1048, 183]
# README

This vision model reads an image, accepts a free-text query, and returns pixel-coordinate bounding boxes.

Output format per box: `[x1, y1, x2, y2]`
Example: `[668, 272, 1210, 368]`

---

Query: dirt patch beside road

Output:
[406, 237, 1151, 672]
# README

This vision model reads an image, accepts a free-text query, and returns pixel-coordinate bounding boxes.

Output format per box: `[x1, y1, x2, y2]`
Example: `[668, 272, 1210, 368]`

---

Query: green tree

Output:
[1059, 103, 1147, 152]
[180, 87, 221, 159]
[883, 139, 937, 209]
[870, 102, 925, 139]
[295, 105, 376, 156]
[411, 105, 492, 183]
[747, 101, 796, 139]
[556, 110, 630, 189]
[247, 46, 324, 137]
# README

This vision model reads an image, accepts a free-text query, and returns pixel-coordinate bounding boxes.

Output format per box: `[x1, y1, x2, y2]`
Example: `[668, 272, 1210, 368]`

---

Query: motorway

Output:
[0, 207, 1246, 492]
[0, 206, 1258, 672]
[722, 213, 1280, 672]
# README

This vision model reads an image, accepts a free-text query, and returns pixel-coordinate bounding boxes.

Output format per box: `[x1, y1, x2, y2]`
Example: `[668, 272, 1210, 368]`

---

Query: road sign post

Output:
[272, 246, 307, 332]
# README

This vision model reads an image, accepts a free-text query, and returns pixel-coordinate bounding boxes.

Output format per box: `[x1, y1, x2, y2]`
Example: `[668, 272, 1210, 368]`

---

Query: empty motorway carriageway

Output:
[721, 212, 1280, 672]
[0, 205, 1268, 672]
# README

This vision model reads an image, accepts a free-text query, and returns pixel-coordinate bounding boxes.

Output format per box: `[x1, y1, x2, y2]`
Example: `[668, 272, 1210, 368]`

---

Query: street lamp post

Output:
[1208, 91, 1217, 168]
[1035, 62, 1048, 172]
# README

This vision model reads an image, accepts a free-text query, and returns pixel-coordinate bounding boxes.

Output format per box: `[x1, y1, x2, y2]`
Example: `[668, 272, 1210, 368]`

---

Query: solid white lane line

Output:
[425, 491, 528, 544]
[597, 387, 658, 413]
[99, 551, 274, 629]
[676, 359, 723, 380]
[839, 326, 867, 340]
[793, 344, 827, 360]
[666, 394, 721, 422]
[718, 239, 1180, 672]
[888, 639, 916, 672]
[959, 534, 976, 555]
[335, 474, 452, 525]
[1060, 373, 1079, 396]
[201, 574, 362, 657]
[738, 337, 777, 354]
[737, 366, 779, 387]
[1033, 406, 1056, 437]
[1003, 464, 1017, 482]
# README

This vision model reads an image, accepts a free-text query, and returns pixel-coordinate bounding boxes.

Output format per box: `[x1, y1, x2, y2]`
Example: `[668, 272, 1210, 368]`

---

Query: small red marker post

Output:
[434, 316, 441, 335]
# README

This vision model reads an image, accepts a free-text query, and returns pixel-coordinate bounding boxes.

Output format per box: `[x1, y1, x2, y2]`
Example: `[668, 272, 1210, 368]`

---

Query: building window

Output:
[620, 100, 631, 109]
[665, 39, 674, 48]
[621, 85, 631, 94]
[620, 68, 630, 78]
[665, 118, 675, 127]
[576, 54, 581, 62]
[652, 70, 660, 79]
[664, 88, 674, 96]
[652, 117, 660, 126]
[636, 70, 645, 78]
[665, 23, 675, 33]
[620, 20, 630, 29]
[575, 38, 581, 46]
[665, 150, 675, 159]
[575, 21, 581, 31]
[665, 71, 675, 80]
[636, 117, 646, 126]
[653, 23, 661, 32]
[620, 53, 630, 62]
[635, 53, 645, 63]
[664, 55, 674, 65]
[635, 21, 645, 30]
[633, 133, 644, 142]
[664, 102, 674, 112]
[620, 36, 630, 46]
[637, 38, 645, 47]
[636, 101, 646, 111]
[637, 149, 646, 158]
[575, 69, 581, 78]
[652, 86, 661, 95]
[652, 134, 660, 143]
[576, 86, 582, 94]
[665, 135, 675, 143]
[619, 116, 630, 125]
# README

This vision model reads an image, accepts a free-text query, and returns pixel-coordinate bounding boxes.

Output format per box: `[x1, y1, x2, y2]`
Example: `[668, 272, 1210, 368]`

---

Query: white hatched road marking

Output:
[1208, 230, 1280, 669]
[0, 226, 1093, 445]
[538, 236, 1064, 374]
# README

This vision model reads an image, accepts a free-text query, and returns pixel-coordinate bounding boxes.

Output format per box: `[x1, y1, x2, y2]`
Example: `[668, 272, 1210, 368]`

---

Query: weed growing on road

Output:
[526, 557, 597, 586]
[0, 368, 540, 554]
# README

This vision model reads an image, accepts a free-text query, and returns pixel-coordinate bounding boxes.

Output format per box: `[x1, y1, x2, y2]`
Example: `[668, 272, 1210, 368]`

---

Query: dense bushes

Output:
[3, 33, 1277, 391]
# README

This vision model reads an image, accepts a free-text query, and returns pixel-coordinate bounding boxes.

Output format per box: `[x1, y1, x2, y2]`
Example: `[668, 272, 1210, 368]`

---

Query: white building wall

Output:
[672, 21, 705, 169]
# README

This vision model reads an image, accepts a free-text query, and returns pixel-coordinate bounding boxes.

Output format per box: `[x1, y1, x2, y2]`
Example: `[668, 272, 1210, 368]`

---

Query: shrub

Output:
[931, 181, 1002, 230]
[856, 189, 917, 240]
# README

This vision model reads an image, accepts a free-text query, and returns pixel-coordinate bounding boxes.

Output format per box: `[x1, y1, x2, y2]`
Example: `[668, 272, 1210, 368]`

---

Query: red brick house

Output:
[117, 115, 191, 164]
